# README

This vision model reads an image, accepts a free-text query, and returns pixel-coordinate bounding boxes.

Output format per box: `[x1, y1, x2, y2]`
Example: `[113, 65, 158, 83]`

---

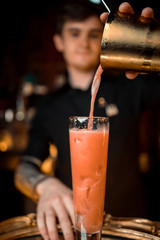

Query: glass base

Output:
[75, 229, 101, 240]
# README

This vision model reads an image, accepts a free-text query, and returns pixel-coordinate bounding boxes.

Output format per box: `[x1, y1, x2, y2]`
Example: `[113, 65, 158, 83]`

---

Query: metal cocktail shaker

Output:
[100, 11, 160, 72]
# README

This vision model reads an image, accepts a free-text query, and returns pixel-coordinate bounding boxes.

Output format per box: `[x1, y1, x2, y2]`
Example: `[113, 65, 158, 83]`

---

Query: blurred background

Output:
[0, 0, 159, 222]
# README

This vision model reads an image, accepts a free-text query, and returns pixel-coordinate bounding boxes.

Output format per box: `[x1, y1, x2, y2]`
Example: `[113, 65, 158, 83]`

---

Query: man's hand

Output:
[100, 2, 154, 79]
[36, 177, 74, 240]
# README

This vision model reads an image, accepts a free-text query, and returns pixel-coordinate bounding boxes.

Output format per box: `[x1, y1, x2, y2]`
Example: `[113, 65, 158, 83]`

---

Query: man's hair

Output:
[55, 0, 103, 35]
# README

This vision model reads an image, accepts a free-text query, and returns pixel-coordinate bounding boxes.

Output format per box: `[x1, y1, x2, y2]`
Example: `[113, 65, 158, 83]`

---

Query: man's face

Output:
[54, 16, 103, 71]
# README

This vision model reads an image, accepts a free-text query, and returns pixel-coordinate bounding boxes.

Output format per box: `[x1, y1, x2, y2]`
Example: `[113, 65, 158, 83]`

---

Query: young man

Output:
[14, 1, 160, 240]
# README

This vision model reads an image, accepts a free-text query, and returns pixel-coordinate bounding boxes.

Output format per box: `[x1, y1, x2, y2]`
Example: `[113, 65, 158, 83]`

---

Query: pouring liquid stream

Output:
[88, 65, 103, 129]
[87, 0, 110, 130]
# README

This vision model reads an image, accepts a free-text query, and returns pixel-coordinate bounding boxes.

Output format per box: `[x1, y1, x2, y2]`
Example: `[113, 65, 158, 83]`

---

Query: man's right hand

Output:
[36, 177, 74, 240]
[100, 2, 154, 80]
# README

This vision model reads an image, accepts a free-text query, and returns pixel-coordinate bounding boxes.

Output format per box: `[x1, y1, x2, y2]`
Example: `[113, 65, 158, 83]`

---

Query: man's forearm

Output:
[14, 156, 51, 202]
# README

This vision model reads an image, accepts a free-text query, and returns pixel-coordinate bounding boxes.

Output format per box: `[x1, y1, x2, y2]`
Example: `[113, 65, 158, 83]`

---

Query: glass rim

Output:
[69, 116, 109, 120]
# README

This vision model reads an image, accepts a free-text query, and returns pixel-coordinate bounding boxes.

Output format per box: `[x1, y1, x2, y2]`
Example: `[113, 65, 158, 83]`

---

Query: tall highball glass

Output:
[69, 116, 109, 240]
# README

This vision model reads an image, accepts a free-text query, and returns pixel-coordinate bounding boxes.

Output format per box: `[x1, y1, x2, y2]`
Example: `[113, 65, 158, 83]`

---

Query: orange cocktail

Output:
[69, 116, 109, 239]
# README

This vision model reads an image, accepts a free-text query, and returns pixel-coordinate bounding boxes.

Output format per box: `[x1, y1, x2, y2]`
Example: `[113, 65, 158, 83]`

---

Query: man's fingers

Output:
[100, 2, 134, 24]
[37, 210, 50, 240]
[45, 208, 60, 240]
[53, 197, 74, 240]
[125, 72, 139, 80]
[62, 194, 75, 225]
[101, 3, 154, 23]
[141, 7, 154, 18]
[119, 2, 134, 14]
[119, 3, 154, 19]
[100, 12, 109, 24]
